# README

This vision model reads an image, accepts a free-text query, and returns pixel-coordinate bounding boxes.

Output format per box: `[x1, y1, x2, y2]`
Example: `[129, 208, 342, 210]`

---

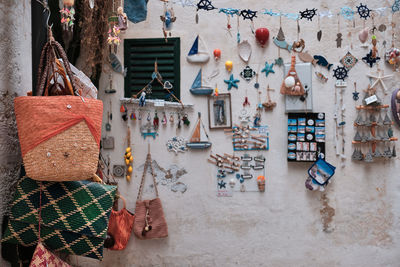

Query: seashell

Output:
[238, 40, 252, 63]
[358, 28, 369, 44]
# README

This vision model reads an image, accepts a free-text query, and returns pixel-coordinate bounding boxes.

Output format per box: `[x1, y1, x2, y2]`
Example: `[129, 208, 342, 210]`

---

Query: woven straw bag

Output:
[133, 150, 168, 240]
[14, 36, 103, 181]
[30, 242, 71, 267]
[2, 177, 117, 260]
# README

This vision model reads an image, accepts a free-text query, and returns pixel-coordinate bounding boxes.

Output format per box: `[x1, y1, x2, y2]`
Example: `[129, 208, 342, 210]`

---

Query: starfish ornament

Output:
[366, 70, 393, 94]
[224, 74, 240, 90]
[218, 180, 226, 189]
[261, 61, 275, 77]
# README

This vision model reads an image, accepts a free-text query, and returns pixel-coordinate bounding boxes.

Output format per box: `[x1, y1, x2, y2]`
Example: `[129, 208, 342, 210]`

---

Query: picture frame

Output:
[208, 93, 232, 129]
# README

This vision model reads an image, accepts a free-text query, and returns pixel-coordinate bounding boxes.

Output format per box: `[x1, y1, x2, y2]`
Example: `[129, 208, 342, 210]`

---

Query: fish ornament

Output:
[298, 51, 316, 65]
[313, 55, 333, 71]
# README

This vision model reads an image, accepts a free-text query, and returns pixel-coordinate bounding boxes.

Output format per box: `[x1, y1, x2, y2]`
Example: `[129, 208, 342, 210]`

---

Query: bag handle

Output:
[35, 29, 78, 97]
[137, 149, 159, 201]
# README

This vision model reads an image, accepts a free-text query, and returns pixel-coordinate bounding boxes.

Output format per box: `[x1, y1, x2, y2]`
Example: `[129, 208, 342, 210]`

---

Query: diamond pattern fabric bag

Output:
[2, 177, 117, 260]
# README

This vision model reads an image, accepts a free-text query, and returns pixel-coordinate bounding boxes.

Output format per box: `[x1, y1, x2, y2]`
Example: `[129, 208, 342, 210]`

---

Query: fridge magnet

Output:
[240, 66, 256, 82]
[287, 113, 326, 162]
[208, 93, 232, 129]
[224, 74, 240, 90]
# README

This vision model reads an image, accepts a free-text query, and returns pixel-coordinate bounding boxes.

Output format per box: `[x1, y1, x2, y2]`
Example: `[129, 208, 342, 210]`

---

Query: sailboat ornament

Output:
[190, 69, 213, 95]
[187, 112, 212, 149]
[187, 35, 210, 63]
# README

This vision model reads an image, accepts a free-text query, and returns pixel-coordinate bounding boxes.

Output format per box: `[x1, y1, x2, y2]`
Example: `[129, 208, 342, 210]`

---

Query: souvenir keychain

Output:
[162, 112, 167, 125]
[153, 111, 159, 129]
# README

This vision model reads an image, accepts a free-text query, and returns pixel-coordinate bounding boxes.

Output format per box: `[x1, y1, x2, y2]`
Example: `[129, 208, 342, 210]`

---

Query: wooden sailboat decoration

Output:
[187, 112, 212, 149]
[190, 69, 213, 95]
[186, 35, 210, 63]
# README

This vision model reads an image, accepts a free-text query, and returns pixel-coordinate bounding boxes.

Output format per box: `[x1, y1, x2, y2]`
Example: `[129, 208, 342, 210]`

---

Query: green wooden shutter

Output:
[124, 38, 181, 100]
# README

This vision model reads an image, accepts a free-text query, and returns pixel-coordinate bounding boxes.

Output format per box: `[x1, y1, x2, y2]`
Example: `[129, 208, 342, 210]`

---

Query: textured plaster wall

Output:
[1, 0, 400, 267]
[0, 1, 31, 266]
[73, 0, 400, 266]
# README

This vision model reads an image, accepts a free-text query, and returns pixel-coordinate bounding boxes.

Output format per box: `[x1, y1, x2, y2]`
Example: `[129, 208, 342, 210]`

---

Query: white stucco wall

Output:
[1, 0, 400, 266]
[0, 1, 31, 267]
[72, 1, 400, 266]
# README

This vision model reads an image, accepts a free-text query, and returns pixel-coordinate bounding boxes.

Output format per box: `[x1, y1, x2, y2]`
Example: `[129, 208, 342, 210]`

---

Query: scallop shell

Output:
[238, 40, 252, 63]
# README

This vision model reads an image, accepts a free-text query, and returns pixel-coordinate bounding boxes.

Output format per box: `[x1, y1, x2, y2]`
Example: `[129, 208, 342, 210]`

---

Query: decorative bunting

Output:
[197, 0, 216, 11]
[356, 3, 371, 20]
[340, 6, 355, 20]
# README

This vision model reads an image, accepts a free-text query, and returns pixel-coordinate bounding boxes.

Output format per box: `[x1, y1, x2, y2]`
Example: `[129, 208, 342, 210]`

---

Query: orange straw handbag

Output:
[133, 149, 168, 240]
[107, 196, 135, 250]
[14, 35, 103, 181]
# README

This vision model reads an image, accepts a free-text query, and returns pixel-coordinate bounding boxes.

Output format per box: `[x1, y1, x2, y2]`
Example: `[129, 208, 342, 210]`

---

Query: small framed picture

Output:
[208, 93, 232, 129]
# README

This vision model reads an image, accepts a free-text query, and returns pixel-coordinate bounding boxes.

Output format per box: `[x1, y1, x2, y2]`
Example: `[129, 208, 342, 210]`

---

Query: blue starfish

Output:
[218, 180, 226, 189]
[352, 91, 359, 101]
[224, 74, 240, 90]
[261, 61, 275, 77]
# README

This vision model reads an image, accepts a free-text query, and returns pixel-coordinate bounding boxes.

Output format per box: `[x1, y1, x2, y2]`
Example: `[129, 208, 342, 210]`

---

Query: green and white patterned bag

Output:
[2, 177, 116, 260]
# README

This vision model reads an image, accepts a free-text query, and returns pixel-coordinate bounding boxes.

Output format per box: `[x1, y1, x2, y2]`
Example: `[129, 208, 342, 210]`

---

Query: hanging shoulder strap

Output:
[137, 152, 159, 201]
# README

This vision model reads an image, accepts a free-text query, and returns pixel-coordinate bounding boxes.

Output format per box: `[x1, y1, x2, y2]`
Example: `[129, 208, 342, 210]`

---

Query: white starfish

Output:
[367, 69, 393, 94]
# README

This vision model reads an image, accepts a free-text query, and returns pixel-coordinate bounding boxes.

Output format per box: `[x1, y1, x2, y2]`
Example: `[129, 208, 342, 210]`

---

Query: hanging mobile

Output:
[124, 126, 133, 181]
[274, 16, 285, 65]
[254, 70, 259, 89]
[160, 0, 177, 40]
[105, 73, 116, 94]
